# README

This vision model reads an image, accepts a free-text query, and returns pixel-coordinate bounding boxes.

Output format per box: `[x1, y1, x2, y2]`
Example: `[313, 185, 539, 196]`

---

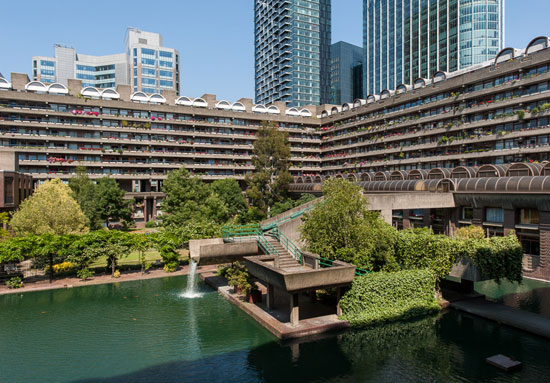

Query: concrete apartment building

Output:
[32, 29, 180, 95]
[2, 36, 550, 278]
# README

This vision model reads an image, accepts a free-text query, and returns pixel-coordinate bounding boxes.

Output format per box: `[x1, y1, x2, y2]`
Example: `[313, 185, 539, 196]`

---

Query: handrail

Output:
[261, 203, 317, 232]
[272, 227, 303, 264]
[222, 223, 280, 258]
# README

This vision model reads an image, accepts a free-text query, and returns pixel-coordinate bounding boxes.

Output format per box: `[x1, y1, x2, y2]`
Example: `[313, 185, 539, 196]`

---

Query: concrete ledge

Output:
[200, 272, 350, 340]
[449, 257, 482, 282]
[190, 238, 259, 265]
[451, 297, 550, 339]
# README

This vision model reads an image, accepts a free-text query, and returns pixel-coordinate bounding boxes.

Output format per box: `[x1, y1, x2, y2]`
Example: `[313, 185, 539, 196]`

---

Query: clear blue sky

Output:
[1, 1, 548, 101]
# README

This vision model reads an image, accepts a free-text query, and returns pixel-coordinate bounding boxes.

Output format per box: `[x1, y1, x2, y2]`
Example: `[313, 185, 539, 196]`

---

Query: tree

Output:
[10, 179, 89, 236]
[246, 121, 293, 214]
[96, 178, 134, 228]
[161, 167, 228, 226]
[300, 178, 398, 271]
[211, 178, 247, 218]
[69, 167, 102, 230]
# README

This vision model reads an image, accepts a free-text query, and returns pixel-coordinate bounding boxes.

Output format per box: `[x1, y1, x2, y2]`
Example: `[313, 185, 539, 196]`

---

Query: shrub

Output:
[339, 270, 440, 327]
[225, 261, 256, 295]
[52, 261, 75, 274]
[113, 270, 121, 278]
[163, 263, 178, 272]
[77, 268, 94, 281]
[455, 225, 485, 240]
[145, 220, 157, 228]
[5, 276, 24, 289]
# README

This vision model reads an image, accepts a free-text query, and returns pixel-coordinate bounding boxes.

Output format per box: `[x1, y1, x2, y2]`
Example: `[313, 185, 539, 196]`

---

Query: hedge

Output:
[339, 269, 440, 327]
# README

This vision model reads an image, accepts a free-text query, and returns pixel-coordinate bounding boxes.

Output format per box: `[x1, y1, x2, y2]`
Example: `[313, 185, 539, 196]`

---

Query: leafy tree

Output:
[10, 179, 89, 236]
[300, 178, 398, 271]
[131, 233, 152, 274]
[161, 167, 228, 226]
[269, 199, 295, 217]
[239, 206, 266, 224]
[293, 193, 317, 207]
[211, 178, 247, 218]
[96, 178, 134, 228]
[246, 121, 293, 214]
[69, 167, 102, 230]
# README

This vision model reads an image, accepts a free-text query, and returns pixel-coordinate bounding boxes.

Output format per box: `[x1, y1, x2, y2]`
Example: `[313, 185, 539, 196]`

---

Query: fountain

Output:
[181, 259, 203, 298]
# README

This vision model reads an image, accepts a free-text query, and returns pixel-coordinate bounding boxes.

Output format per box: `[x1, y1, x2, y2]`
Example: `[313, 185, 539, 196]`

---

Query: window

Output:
[519, 208, 540, 225]
[159, 51, 173, 59]
[461, 207, 473, 220]
[485, 208, 503, 223]
[4, 177, 13, 204]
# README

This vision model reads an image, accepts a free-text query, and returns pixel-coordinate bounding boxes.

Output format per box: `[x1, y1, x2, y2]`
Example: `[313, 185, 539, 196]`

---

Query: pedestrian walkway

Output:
[451, 297, 550, 339]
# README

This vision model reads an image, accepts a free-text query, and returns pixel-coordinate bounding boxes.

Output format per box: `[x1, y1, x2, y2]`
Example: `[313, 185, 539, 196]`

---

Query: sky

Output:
[1, 1, 548, 101]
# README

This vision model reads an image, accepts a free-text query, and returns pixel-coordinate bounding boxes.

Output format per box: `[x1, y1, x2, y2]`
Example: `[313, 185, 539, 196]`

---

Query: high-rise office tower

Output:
[255, 0, 331, 107]
[32, 29, 180, 95]
[364, 0, 505, 95]
[330, 41, 364, 104]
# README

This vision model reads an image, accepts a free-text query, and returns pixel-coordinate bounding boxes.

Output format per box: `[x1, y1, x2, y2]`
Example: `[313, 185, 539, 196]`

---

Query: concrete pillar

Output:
[402, 209, 411, 229]
[152, 197, 157, 221]
[380, 209, 392, 225]
[267, 284, 275, 310]
[143, 197, 148, 222]
[423, 208, 432, 228]
[503, 208, 515, 236]
[336, 287, 344, 316]
[290, 293, 299, 326]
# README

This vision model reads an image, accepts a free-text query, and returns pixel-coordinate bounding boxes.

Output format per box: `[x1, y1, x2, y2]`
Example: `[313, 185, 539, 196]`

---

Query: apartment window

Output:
[519, 208, 540, 225]
[485, 208, 504, 223]
[461, 207, 473, 220]
[159, 51, 173, 59]
[4, 177, 13, 204]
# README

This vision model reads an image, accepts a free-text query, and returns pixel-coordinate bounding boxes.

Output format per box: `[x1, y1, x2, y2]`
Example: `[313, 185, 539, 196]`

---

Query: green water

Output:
[475, 277, 550, 318]
[1, 276, 550, 383]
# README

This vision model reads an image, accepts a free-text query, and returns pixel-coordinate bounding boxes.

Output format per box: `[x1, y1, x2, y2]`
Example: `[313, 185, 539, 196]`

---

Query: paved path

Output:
[452, 297, 550, 339]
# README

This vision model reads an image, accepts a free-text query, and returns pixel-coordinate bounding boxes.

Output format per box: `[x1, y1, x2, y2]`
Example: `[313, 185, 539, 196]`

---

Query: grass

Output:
[89, 249, 189, 268]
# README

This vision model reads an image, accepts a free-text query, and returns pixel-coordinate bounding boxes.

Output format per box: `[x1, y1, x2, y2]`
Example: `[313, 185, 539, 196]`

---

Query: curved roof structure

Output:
[455, 176, 550, 193]
[148, 93, 166, 104]
[451, 166, 477, 178]
[101, 88, 120, 100]
[81, 87, 101, 98]
[506, 163, 543, 177]
[192, 98, 208, 108]
[432, 71, 448, 83]
[374, 171, 391, 181]
[413, 78, 429, 89]
[175, 96, 193, 106]
[407, 169, 428, 180]
[330, 106, 340, 115]
[320, 110, 329, 118]
[353, 99, 366, 108]
[314, 175, 322, 183]
[300, 108, 312, 117]
[396, 84, 412, 94]
[0, 77, 11, 90]
[47, 83, 69, 95]
[477, 164, 509, 178]
[526, 36, 549, 55]
[427, 168, 452, 179]
[252, 104, 268, 114]
[541, 162, 550, 176]
[286, 107, 300, 116]
[130, 91, 149, 102]
[289, 183, 323, 193]
[25, 81, 48, 92]
[380, 89, 395, 99]
[495, 47, 522, 65]
[232, 102, 246, 112]
[342, 103, 352, 112]
[366, 94, 380, 104]
[267, 105, 280, 115]
[216, 100, 231, 110]
[390, 170, 408, 180]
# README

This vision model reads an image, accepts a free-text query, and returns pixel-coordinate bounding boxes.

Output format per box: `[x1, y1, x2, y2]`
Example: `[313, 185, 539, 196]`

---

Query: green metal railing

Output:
[260, 203, 317, 232]
[222, 223, 280, 258]
[271, 228, 303, 264]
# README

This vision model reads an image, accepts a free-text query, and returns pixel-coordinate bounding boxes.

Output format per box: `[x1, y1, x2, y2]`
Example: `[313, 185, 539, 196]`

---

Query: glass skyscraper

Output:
[330, 41, 364, 105]
[364, 0, 505, 95]
[255, 0, 331, 107]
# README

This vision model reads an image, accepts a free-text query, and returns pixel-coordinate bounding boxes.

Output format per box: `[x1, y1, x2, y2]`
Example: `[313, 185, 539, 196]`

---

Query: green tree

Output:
[10, 179, 89, 236]
[131, 233, 152, 274]
[96, 178, 134, 228]
[293, 193, 317, 208]
[246, 121, 293, 214]
[161, 167, 228, 226]
[69, 167, 102, 230]
[211, 178, 247, 218]
[300, 178, 398, 271]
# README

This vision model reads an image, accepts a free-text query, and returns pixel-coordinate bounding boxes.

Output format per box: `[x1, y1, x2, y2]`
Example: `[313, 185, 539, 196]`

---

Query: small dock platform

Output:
[200, 271, 349, 340]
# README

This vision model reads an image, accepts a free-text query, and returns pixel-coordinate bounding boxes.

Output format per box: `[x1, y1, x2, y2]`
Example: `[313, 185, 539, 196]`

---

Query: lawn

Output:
[89, 249, 189, 268]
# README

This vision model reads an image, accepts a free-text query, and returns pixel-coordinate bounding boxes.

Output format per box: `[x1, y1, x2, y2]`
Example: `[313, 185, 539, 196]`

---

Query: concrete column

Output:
[290, 293, 299, 326]
[503, 208, 515, 236]
[449, 207, 460, 237]
[143, 197, 148, 222]
[267, 284, 275, 310]
[152, 197, 157, 221]
[380, 209, 393, 225]
[402, 209, 411, 229]
[336, 287, 344, 316]
[423, 208, 432, 228]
